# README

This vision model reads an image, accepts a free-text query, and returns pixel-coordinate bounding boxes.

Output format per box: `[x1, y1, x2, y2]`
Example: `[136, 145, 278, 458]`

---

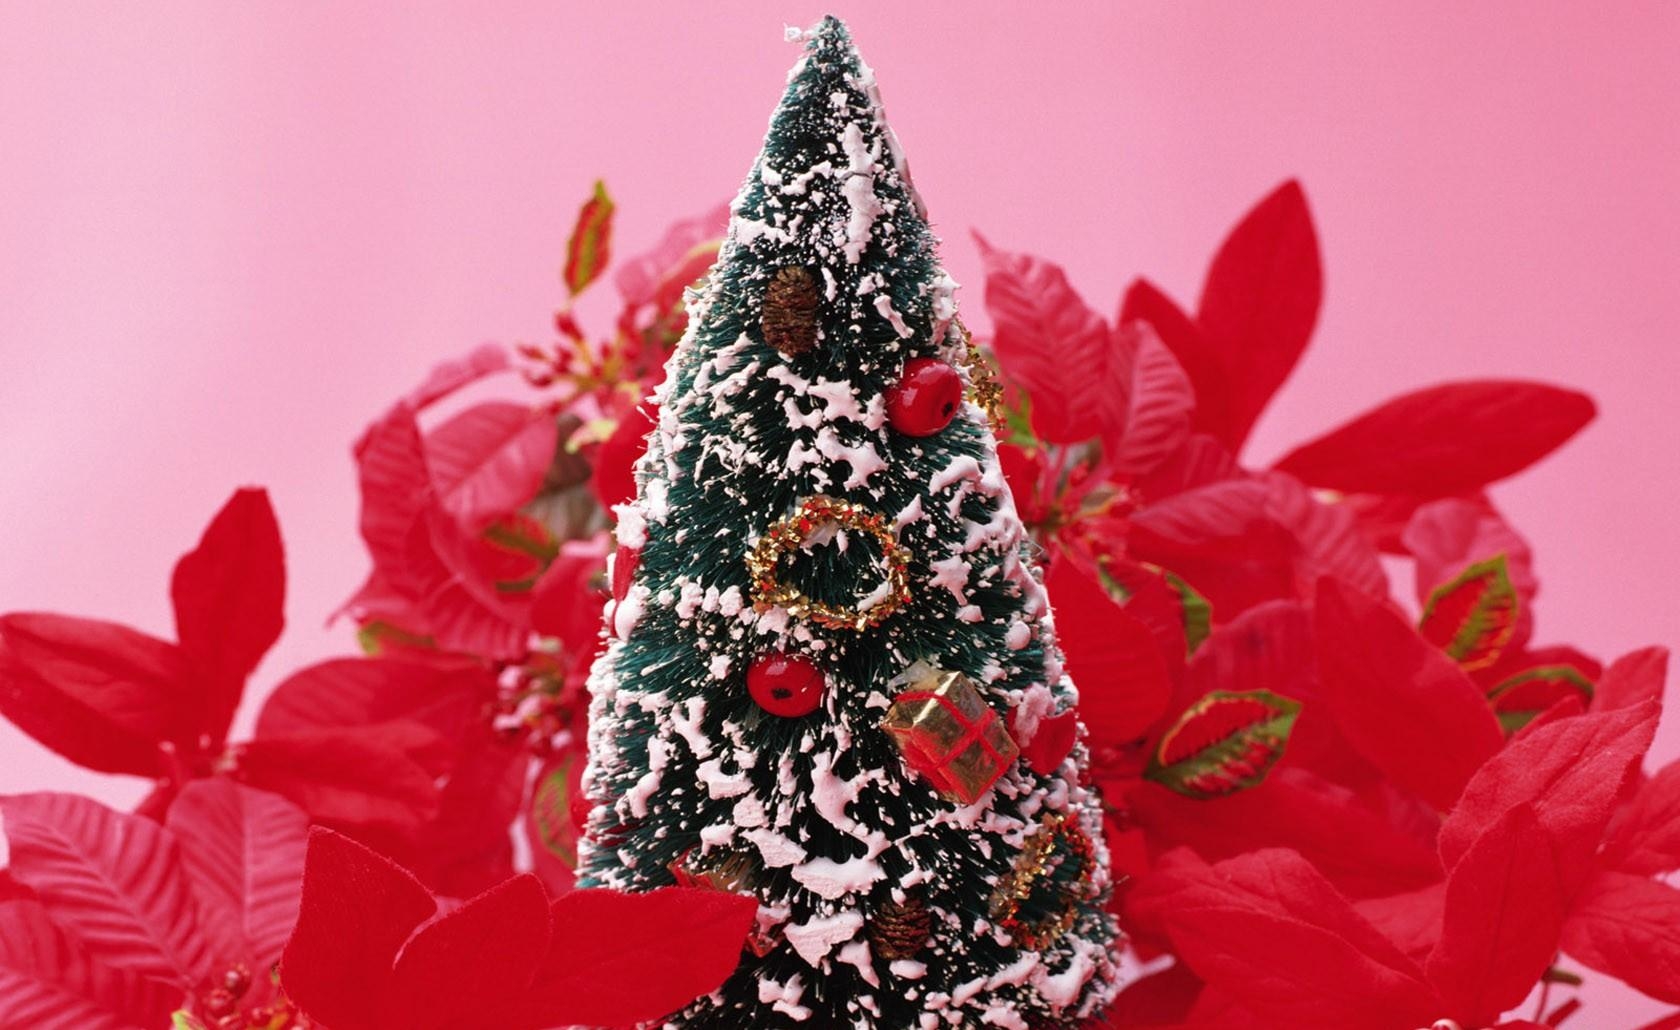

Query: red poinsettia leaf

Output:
[349, 408, 529, 659]
[424, 402, 559, 532]
[164, 781, 308, 968]
[1191, 180, 1322, 453]
[973, 232, 1126, 444]
[510, 887, 756, 1028]
[1127, 480, 1299, 617]
[1314, 578, 1503, 810]
[1044, 557, 1172, 743]
[1402, 497, 1537, 608]
[1107, 322, 1195, 475]
[1561, 871, 1680, 1004]
[473, 510, 558, 596]
[1101, 960, 1204, 1025]
[1180, 601, 1313, 710]
[255, 656, 489, 743]
[408, 735, 529, 899]
[1014, 709, 1078, 776]
[402, 343, 510, 412]
[170, 487, 285, 746]
[0, 870, 34, 903]
[614, 202, 730, 311]
[1439, 701, 1659, 886]
[1418, 556, 1521, 671]
[1427, 803, 1566, 1026]
[529, 535, 610, 657]
[0, 900, 181, 1030]
[238, 727, 443, 840]
[1486, 665, 1594, 735]
[0, 613, 184, 776]
[0, 792, 210, 983]
[1128, 772, 1441, 899]
[1146, 690, 1301, 799]
[1273, 380, 1597, 496]
[1595, 646, 1669, 712]
[1262, 471, 1387, 598]
[405, 518, 533, 660]
[280, 828, 436, 1029]
[386, 874, 551, 1028]
[591, 397, 657, 513]
[354, 403, 439, 572]
[1601, 762, 1680, 876]
[1508, 693, 1588, 741]
[1353, 883, 1447, 963]
[563, 179, 615, 297]
[1081, 554, 1195, 671]
[1120, 277, 1203, 389]
[1133, 432, 1243, 506]
[1126, 848, 1439, 1028]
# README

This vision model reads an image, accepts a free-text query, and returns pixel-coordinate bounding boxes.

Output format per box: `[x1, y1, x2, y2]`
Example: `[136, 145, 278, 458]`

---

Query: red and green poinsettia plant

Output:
[969, 181, 1680, 1027]
[0, 179, 1675, 1029]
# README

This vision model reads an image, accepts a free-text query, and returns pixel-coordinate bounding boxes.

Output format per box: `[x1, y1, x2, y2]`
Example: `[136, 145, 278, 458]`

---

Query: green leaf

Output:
[1487, 665, 1595, 734]
[172, 1012, 208, 1030]
[563, 179, 616, 297]
[1145, 689, 1301, 799]
[1419, 555, 1520, 671]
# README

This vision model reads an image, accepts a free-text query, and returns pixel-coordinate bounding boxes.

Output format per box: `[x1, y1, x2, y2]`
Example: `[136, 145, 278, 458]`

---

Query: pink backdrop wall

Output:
[3, 3, 1676, 1021]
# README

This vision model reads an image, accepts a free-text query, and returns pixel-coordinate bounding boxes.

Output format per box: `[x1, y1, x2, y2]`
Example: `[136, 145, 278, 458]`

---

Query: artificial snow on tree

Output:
[578, 17, 1119, 1028]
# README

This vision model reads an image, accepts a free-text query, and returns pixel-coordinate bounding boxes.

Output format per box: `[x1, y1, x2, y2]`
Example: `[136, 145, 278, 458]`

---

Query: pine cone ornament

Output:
[761, 265, 821, 354]
[868, 892, 931, 961]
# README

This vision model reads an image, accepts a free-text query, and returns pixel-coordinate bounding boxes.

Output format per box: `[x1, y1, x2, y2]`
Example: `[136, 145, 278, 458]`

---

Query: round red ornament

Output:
[886, 357, 962, 436]
[747, 652, 827, 717]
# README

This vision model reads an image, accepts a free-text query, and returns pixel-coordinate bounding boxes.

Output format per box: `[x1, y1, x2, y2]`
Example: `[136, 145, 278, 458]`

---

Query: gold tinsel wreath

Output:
[746, 495, 912, 631]
[989, 812, 1097, 950]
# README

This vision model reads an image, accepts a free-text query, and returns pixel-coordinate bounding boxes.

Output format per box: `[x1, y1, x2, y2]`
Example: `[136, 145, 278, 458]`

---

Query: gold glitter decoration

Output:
[746, 495, 912, 631]
[956, 318, 1006, 432]
[988, 812, 1096, 951]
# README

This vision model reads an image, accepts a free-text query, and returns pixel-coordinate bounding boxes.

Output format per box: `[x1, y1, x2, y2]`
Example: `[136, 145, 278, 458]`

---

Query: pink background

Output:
[2, 3, 1676, 1022]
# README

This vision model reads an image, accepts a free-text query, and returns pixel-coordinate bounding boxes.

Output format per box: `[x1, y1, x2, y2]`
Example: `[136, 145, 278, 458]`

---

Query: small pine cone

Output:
[868, 893, 931, 961]
[761, 266, 821, 354]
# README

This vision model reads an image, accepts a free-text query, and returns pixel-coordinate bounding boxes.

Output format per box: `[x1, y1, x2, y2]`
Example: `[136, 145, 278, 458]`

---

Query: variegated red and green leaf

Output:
[1146, 690, 1301, 799]
[1418, 556, 1519, 671]
[529, 751, 583, 871]
[562, 180, 615, 297]
[1162, 570, 1213, 655]
[1090, 557, 1208, 660]
[1486, 665, 1594, 735]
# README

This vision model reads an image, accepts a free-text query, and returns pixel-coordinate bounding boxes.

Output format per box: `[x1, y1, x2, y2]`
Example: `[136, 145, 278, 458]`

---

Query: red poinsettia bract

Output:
[279, 827, 756, 1030]
[0, 783, 309, 1029]
[0, 487, 505, 887]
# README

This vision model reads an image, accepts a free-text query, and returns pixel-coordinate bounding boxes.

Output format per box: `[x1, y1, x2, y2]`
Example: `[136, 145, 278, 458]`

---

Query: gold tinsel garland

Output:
[746, 495, 912, 631]
[989, 812, 1096, 950]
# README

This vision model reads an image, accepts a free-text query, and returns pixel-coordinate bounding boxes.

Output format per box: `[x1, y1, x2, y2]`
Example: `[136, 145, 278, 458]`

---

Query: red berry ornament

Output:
[747, 652, 827, 717]
[886, 358, 962, 436]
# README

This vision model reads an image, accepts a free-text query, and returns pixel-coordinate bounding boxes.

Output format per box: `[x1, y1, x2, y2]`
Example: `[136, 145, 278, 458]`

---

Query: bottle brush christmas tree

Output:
[579, 17, 1120, 1028]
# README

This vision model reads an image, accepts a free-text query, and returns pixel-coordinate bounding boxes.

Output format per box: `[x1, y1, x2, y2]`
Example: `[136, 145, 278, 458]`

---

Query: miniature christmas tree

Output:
[578, 17, 1120, 1028]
